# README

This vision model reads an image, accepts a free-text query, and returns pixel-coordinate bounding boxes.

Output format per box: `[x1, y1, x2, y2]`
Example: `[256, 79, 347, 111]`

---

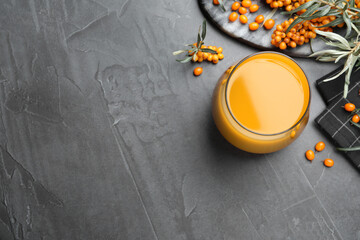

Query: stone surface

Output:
[0, 0, 359, 240]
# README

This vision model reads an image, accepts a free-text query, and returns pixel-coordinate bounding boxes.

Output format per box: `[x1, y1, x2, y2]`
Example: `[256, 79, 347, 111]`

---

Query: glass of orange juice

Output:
[212, 52, 310, 153]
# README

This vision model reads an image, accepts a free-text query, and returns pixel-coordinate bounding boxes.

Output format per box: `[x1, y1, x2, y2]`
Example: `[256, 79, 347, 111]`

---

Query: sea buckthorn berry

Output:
[218, 53, 224, 60]
[232, 1, 241, 10]
[249, 22, 259, 31]
[352, 114, 360, 123]
[274, 36, 281, 42]
[276, 25, 283, 31]
[198, 57, 203, 63]
[193, 67, 203, 76]
[324, 158, 334, 168]
[203, 52, 209, 60]
[279, 42, 287, 50]
[216, 47, 223, 54]
[239, 7, 247, 14]
[239, 15, 248, 24]
[305, 150, 315, 161]
[213, 0, 219, 5]
[229, 12, 238, 22]
[192, 54, 199, 62]
[344, 103, 356, 112]
[212, 54, 219, 63]
[242, 0, 252, 7]
[207, 54, 213, 62]
[271, 1, 279, 8]
[278, 1, 284, 7]
[285, 5, 292, 11]
[315, 141, 326, 152]
[255, 15, 264, 24]
[266, 0, 272, 3]
[264, 19, 275, 30]
[249, 4, 259, 12]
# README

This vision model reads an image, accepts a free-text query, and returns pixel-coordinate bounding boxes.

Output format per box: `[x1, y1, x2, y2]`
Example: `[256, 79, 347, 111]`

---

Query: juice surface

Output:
[226, 53, 309, 135]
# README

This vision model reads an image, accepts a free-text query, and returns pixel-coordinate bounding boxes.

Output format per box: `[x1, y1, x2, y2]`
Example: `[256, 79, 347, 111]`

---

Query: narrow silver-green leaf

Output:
[337, 146, 360, 151]
[281, 0, 315, 15]
[318, 17, 344, 28]
[201, 20, 206, 40]
[176, 56, 193, 63]
[315, 30, 351, 49]
[201, 48, 217, 54]
[172, 50, 187, 56]
[218, 0, 226, 11]
[343, 12, 352, 37]
[285, 17, 303, 34]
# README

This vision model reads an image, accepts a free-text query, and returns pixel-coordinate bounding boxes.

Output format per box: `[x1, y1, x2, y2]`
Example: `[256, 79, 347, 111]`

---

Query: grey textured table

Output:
[0, 0, 359, 240]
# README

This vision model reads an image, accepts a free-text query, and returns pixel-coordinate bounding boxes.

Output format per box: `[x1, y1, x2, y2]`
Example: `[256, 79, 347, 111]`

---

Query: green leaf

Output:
[281, 0, 315, 15]
[285, 17, 303, 34]
[349, 0, 355, 8]
[176, 56, 193, 63]
[351, 120, 360, 128]
[318, 17, 344, 28]
[337, 146, 360, 151]
[343, 55, 356, 97]
[322, 63, 349, 81]
[172, 50, 187, 56]
[218, 0, 226, 11]
[197, 26, 201, 47]
[201, 20, 206, 40]
[343, 11, 352, 37]
[315, 30, 351, 49]
[201, 48, 217, 54]
[301, 3, 321, 17]
[335, 53, 349, 63]
[309, 49, 349, 57]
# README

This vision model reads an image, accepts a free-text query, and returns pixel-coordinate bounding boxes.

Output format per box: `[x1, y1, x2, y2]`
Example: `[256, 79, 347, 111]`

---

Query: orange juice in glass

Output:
[212, 52, 310, 154]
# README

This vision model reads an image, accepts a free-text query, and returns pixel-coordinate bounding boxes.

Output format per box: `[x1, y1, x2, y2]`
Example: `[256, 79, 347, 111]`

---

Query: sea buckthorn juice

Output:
[212, 52, 310, 153]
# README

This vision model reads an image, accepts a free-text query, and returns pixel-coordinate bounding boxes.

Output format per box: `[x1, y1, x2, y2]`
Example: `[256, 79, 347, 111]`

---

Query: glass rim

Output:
[224, 51, 311, 137]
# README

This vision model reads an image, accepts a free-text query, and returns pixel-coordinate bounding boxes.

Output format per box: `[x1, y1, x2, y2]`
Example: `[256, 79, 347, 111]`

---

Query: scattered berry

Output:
[323, 158, 334, 168]
[229, 12, 239, 22]
[352, 114, 360, 123]
[264, 19, 275, 30]
[249, 4, 259, 12]
[255, 15, 264, 24]
[242, 0, 252, 7]
[305, 150, 315, 161]
[315, 141, 326, 152]
[344, 103, 356, 112]
[239, 15, 248, 24]
[239, 7, 247, 14]
[193, 67, 203, 76]
[232, 1, 241, 10]
[249, 22, 259, 31]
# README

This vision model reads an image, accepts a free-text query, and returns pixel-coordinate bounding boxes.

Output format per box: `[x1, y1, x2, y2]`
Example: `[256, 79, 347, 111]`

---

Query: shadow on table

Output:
[205, 110, 264, 164]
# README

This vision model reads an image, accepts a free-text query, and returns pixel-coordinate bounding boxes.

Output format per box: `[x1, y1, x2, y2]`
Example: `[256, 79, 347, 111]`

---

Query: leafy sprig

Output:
[283, 0, 360, 37]
[173, 20, 217, 63]
[309, 30, 360, 97]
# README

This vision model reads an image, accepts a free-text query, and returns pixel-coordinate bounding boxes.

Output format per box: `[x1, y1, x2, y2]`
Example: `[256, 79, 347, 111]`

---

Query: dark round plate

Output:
[198, 0, 326, 57]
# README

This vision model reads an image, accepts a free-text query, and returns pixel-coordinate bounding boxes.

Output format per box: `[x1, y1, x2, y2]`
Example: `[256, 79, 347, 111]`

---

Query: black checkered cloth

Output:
[316, 67, 360, 168]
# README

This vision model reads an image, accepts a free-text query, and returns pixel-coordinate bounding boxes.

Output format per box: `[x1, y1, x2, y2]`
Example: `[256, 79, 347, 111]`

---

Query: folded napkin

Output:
[315, 68, 360, 168]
